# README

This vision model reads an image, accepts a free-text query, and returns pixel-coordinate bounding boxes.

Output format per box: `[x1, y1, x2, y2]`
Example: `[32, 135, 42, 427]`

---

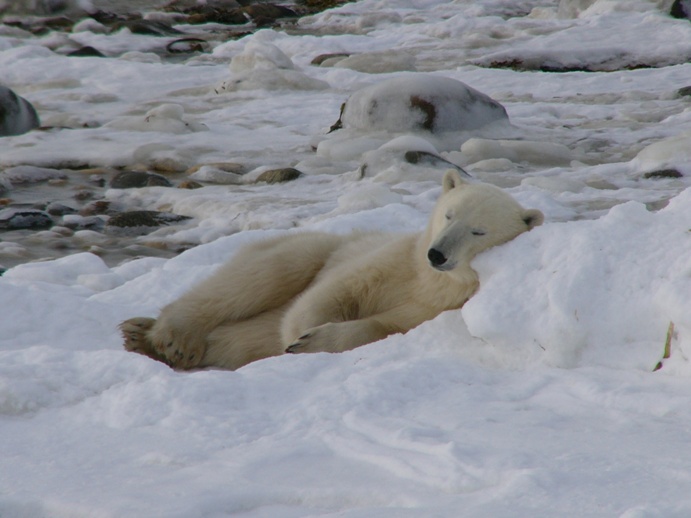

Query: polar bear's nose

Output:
[427, 248, 447, 267]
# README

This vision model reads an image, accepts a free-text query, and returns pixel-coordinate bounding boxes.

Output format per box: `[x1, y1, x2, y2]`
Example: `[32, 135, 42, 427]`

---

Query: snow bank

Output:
[464, 188, 691, 372]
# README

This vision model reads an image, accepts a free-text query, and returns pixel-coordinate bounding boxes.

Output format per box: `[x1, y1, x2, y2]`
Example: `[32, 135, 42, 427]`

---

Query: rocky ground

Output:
[0, 0, 348, 271]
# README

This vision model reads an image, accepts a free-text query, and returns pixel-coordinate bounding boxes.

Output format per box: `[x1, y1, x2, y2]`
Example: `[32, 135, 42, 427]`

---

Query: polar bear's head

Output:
[426, 170, 543, 275]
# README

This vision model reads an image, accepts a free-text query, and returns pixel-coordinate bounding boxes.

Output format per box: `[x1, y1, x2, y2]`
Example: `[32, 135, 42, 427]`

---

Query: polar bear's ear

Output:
[522, 209, 544, 230]
[442, 169, 467, 193]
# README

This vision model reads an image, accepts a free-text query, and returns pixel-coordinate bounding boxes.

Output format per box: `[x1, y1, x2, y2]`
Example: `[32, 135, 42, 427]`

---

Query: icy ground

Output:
[1, 0, 691, 516]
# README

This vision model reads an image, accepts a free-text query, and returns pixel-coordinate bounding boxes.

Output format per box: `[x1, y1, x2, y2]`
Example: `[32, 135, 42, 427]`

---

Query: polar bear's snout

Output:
[427, 248, 448, 267]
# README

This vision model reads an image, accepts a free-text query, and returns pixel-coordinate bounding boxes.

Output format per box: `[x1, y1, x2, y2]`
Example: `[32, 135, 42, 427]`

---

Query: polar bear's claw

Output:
[120, 317, 173, 366]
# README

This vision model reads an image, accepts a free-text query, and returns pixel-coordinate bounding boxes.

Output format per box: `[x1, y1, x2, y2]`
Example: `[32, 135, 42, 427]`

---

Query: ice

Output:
[1, 0, 691, 516]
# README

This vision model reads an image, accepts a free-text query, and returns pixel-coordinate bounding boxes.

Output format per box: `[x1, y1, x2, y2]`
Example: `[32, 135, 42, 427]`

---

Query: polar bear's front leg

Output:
[284, 303, 440, 355]
[285, 319, 391, 354]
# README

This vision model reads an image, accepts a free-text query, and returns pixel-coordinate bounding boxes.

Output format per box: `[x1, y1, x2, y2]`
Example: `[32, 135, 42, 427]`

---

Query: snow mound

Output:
[360, 136, 471, 184]
[633, 131, 691, 175]
[463, 187, 691, 372]
[217, 41, 329, 92]
[106, 104, 208, 134]
[460, 138, 574, 167]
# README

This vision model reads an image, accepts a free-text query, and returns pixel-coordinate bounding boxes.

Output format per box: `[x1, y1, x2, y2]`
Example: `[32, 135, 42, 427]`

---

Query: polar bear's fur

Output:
[121, 170, 543, 370]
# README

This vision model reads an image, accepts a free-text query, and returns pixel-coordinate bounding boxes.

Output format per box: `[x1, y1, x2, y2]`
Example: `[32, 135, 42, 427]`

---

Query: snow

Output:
[1, 0, 691, 516]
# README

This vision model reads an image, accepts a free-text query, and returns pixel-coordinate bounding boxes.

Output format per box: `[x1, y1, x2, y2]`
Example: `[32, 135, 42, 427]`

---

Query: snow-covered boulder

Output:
[334, 75, 508, 134]
[633, 131, 691, 175]
[217, 41, 329, 92]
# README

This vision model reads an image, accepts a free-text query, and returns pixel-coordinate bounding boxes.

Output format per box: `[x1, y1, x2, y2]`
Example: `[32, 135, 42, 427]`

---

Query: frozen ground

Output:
[1, 0, 691, 516]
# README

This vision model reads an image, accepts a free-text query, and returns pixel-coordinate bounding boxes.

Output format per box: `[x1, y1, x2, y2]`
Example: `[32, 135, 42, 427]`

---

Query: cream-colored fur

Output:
[120, 170, 543, 370]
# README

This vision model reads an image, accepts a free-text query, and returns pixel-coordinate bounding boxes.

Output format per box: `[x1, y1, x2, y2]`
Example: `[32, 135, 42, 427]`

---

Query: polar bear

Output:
[120, 170, 543, 370]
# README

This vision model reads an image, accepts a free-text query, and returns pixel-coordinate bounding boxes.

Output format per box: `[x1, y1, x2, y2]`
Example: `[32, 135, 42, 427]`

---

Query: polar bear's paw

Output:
[120, 317, 172, 366]
[285, 322, 347, 354]
[146, 315, 207, 370]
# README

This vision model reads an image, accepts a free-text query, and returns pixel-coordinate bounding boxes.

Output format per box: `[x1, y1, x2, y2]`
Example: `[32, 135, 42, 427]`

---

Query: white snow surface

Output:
[1, 0, 691, 516]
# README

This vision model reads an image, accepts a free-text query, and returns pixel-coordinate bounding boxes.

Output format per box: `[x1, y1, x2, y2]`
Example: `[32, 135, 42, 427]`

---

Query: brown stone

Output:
[255, 168, 302, 184]
[178, 180, 204, 189]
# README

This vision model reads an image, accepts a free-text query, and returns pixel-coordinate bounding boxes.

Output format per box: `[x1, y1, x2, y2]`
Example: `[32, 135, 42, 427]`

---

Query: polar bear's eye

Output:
[471, 229, 486, 236]
[445, 211, 453, 220]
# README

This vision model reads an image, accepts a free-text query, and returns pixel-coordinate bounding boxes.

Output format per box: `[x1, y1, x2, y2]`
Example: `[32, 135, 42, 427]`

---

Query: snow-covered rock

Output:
[336, 75, 508, 134]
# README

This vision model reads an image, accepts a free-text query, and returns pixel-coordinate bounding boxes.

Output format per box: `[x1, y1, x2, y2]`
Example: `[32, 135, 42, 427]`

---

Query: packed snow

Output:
[1, 0, 691, 516]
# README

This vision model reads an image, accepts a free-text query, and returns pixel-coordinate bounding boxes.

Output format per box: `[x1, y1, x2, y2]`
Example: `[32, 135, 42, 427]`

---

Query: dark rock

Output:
[61, 215, 106, 231]
[671, 0, 691, 19]
[242, 4, 298, 25]
[643, 169, 684, 179]
[123, 19, 184, 36]
[166, 38, 210, 54]
[404, 150, 472, 178]
[298, 0, 352, 14]
[105, 210, 191, 236]
[73, 189, 95, 201]
[328, 102, 346, 133]
[678, 86, 691, 97]
[178, 180, 204, 189]
[311, 53, 350, 66]
[110, 171, 173, 189]
[40, 16, 74, 30]
[45, 202, 78, 216]
[163, 0, 241, 11]
[67, 46, 105, 57]
[0, 209, 53, 230]
[409, 96, 436, 131]
[80, 200, 122, 216]
[182, 5, 247, 25]
[89, 175, 107, 187]
[89, 10, 129, 25]
[255, 167, 302, 184]
[168, 0, 298, 26]
[0, 86, 40, 137]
